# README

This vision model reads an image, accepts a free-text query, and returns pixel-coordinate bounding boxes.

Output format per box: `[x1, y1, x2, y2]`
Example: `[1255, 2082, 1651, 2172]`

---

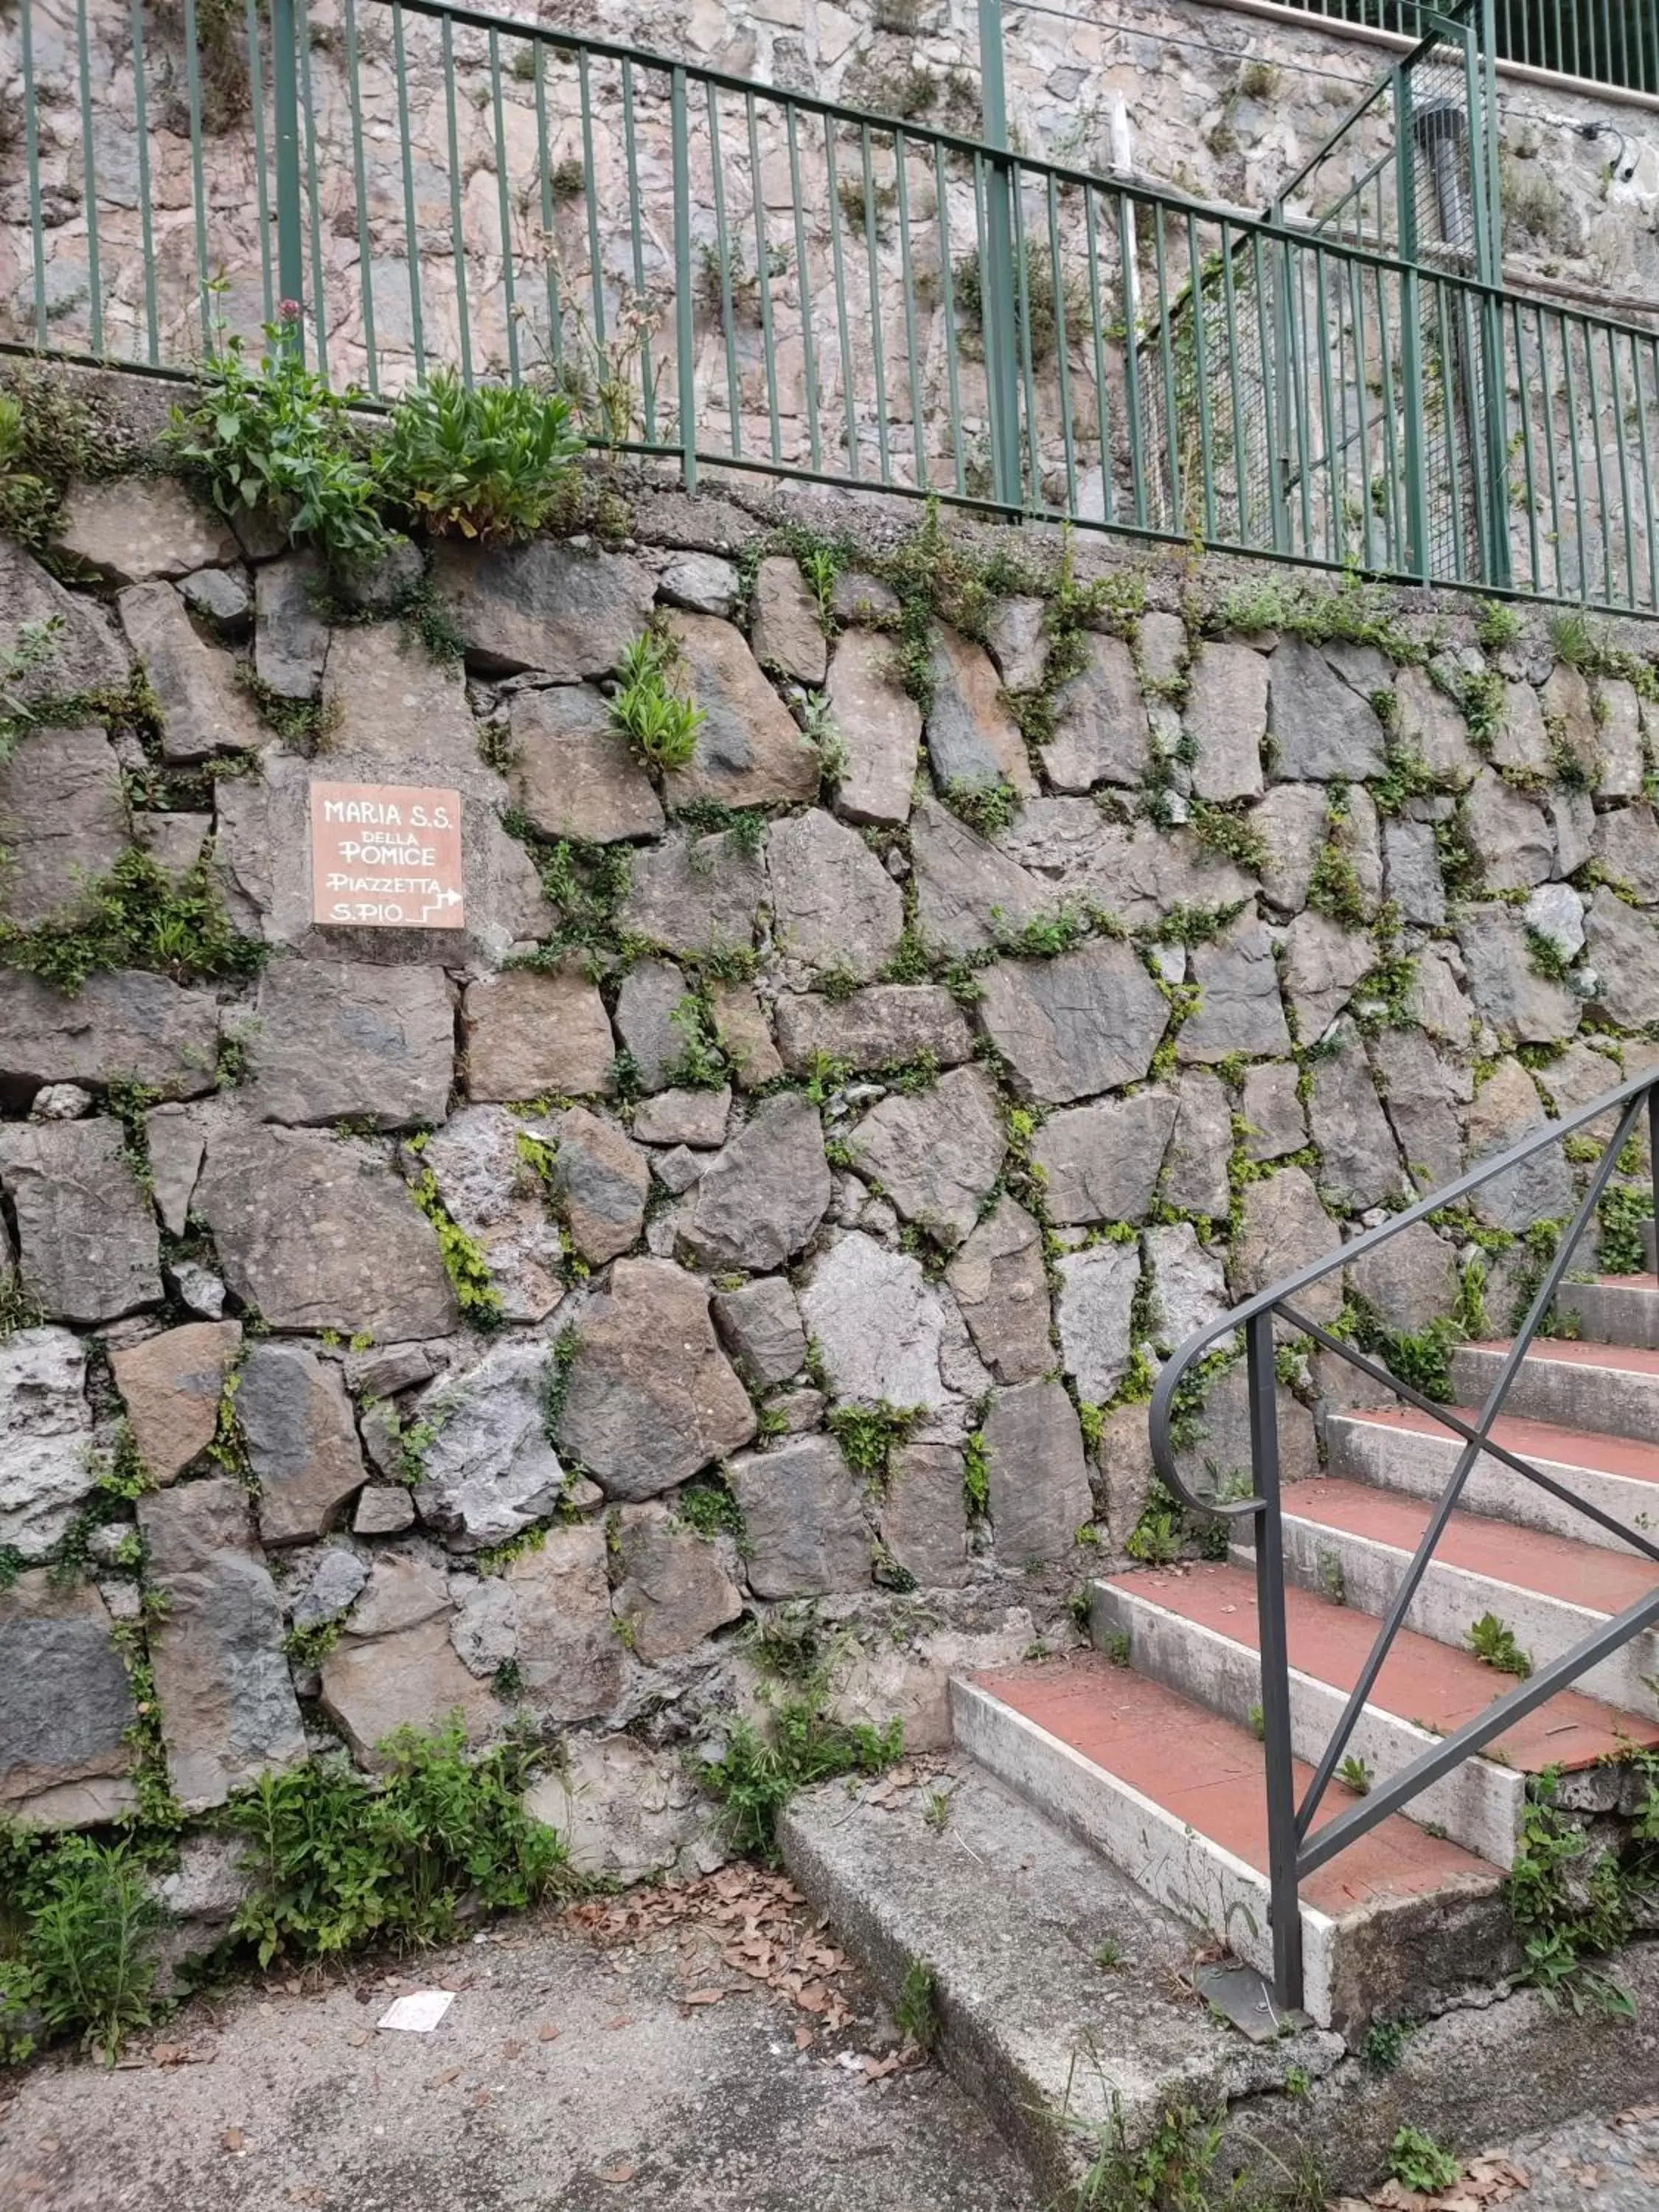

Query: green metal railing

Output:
[4, 0, 1659, 613]
[1276, 0, 1659, 97]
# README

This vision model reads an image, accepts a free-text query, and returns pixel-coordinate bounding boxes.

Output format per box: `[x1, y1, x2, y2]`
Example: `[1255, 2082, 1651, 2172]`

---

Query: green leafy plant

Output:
[0, 849, 265, 998]
[408, 1166, 504, 1326]
[1467, 1612, 1532, 1679]
[1, 1832, 161, 2064]
[895, 1957, 940, 2051]
[827, 1399, 924, 1481]
[700, 1691, 903, 1857]
[1362, 2017, 1413, 2072]
[1504, 1767, 1645, 2017]
[224, 1719, 568, 1964]
[1599, 1182, 1654, 1275]
[169, 330, 386, 563]
[610, 629, 705, 771]
[376, 369, 583, 540]
[1126, 1479, 1186, 1565]
[1338, 1754, 1374, 1796]
[940, 776, 1020, 838]
[1386, 2127, 1460, 2195]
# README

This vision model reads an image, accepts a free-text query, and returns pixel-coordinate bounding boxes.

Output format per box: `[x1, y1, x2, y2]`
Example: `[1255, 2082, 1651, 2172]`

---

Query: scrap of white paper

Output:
[377, 1989, 456, 2033]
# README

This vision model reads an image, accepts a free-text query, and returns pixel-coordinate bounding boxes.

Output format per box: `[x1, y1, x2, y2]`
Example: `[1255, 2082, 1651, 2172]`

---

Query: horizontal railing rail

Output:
[1274, 0, 1659, 97]
[4, 0, 1659, 611]
[1149, 1062, 1659, 2013]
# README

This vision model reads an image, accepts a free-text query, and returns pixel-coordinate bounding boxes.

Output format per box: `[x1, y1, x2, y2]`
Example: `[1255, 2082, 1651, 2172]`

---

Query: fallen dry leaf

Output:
[596, 2160, 636, 2185]
[221, 2129, 247, 2154]
[426, 2066, 462, 2090]
[538, 2023, 562, 2043]
[603, 2015, 634, 2031]
[681, 1989, 726, 2006]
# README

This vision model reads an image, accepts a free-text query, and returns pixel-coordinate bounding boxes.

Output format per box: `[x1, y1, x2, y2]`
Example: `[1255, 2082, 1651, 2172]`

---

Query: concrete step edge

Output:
[1451, 1341, 1659, 1445]
[1554, 1278, 1659, 1352]
[1088, 1577, 1524, 1868]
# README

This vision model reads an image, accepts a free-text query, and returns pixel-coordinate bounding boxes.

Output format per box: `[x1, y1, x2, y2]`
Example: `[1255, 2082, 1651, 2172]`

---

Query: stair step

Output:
[1253, 1476, 1659, 1718]
[952, 1652, 1510, 2031]
[779, 1755, 1328, 2197]
[1554, 1273, 1659, 1351]
[1329, 1405, 1659, 1551]
[1452, 1338, 1659, 1445]
[1091, 1562, 1659, 1868]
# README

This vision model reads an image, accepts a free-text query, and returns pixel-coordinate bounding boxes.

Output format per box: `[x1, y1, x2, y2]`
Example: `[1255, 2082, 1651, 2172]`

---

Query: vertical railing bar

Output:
[1582, 314, 1614, 606]
[131, 0, 161, 363]
[1637, 334, 1659, 612]
[622, 60, 656, 445]
[1452, 282, 1491, 584]
[1537, 305, 1565, 591]
[74, 0, 103, 356]
[706, 83, 742, 458]
[344, 0, 379, 393]
[1253, 229, 1286, 554]
[532, 43, 561, 372]
[1083, 186, 1113, 526]
[1220, 226, 1249, 548]
[788, 105, 822, 476]
[1048, 173, 1077, 519]
[745, 92, 784, 468]
[670, 64, 697, 488]
[824, 121, 860, 480]
[1286, 242, 1315, 558]
[1121, 189, 1148, 533]
[934, 139, 966, 500]
[1185, 213, 1217, 549]
[1606, 324, 1635, 611]
[441, 12, 470, 384]
[1246, 1310, 1304, 2017]
[1349, 255, 1375, 574]
[860, 123, 892, 484]
[295, 0, 329, 378]
[1373, 264, 1402, 571]
[1313, 246, 1341, 565]
[1562, 313, 1590, 601]
[1435, 284, 1464, 580]
[246, 0, 274, 336]
[1152, 210, 1182, 538]
[577, 50, 605, 349]
[1012, 168, 1040, 507]
[391, 1, 427, 383]
[893, 125, 929, 491]
[487, 29, 521, 386]
[20, 0, 47, 353]
[181, 0, 212, 358]
[1511, 298, 1541, 594]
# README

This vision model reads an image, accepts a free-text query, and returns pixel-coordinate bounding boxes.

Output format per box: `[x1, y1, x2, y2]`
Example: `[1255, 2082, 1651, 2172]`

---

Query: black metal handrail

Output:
[1148, 1063, 1659, 2012]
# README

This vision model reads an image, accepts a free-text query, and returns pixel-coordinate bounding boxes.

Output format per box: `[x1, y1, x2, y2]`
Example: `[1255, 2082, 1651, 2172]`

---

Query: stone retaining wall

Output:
[2, 399, 1658, 1905]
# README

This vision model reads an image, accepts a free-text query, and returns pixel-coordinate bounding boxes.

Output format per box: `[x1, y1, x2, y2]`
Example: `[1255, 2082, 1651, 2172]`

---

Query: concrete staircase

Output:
[782, 1266, 1659, 2185]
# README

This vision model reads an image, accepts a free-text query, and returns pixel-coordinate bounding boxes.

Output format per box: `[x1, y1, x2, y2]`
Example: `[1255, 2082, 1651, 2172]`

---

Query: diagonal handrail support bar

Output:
[1149, 1060, 1659, 2014]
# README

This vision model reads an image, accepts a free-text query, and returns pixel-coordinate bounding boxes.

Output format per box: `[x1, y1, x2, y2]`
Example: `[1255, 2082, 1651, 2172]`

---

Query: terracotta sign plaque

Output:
[310, 781, 465, 930]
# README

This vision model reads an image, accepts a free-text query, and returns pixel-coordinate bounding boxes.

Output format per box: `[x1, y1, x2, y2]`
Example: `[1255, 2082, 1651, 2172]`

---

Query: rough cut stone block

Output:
[1466, 1057, 1575, 1232]
[1185, 641, 1267, 801]
[321, 1557, 499, 1766]
[353, 1485, 415, 1535]
[978, 940, 1168, 1103]
[430, 538, 653, 677]
[141, 810, 210, 884]
[1229, 1164, 1341, 1321]
[773, 984, 972, 1076]
[0, 968, 220, 1104]
[658, 552, 740, 618]
[843, 1065, 1004, 1248]
[548, 1105, 650, 1266]
[981, 1380, 1091, 1562]
[1596, 682, 1646, 800]
[1347, 1220, 1459, 1337]
[239, 1341, 368, 1545]
[1267, 637, 1386, 780]
[633, 1087, 731, 1147]
[110, 1321, 241, 1486]
[880, 1443, 969, 1586]
[798, 1232, 955, 1411]
[925, 626, 1036, 799]
[505, 1524, 625, 1722]
[661, 611, 820, 807]
[1034, 1090, 1178, 1225]
[1394, 666, 1478, 786]
[243, 957, 455, 1130]
[825, 629, 920, 826]
[56, 478, 238, 582]
[613, 1505, 743, 1661]
[728, 1434, 871, 1599]
[291, 1548, 369, 1632]
[613, 958, 691, 1093]
[712, 1276, 808, 1388]
[138, 1476, 307, 1810]
[1144, 1221, 1228, 1352]
[1241, 1061, 1306, 1162]
[766, 809, 904, 980]
[1490, 678, 1551, 776]
[1251, 783, 1326, 914]
[117, 580, 267, 762]
[507, 684, 664, 844]
[1458, 906, 1579, 1046]
[556, 1259, 756, 1499]
[254, 551, 330, 700]
[416, 1105, 567, 1324]
[1592, 803, 1659, 905]
[145, 1103, 209, 1237]
[1382, 816, 1446, 928]
[319, 622, 484, 786]
[1054, 1243, 1139, 1405]
[1309, 1043, 1405, 1220]
[985, 596, 1048, 692]
[1041, 633, 1149, 793]
[1464, 770, 1553, 891]
[0, 1327, 94, 1560]
[910, 794, 1048, 955]
[1, 541, 132, 706]
[1180, 920, 1292, 1063]
[524, 1736, 723, 1884]
[621, 827, 765, 957]
[1378, 1028, 1470, 1192]
[709, 981, 782, 1090]
[1162, 1070, 1231, 1220]
[411, 1336, 566, 1551]
[945, 1197, 1050, 1386]
[1585, 887, 1659, 1031]
[0, 1572, 137, 1827]
[195, 1123, 459, 1340]
[681, 1092, 831, 1270]
[750, 556, 827, 684]
[463, 965, 614, 1102]
[0, 725, 129, 928]
[0, 1118, 160, 1323]
[1281, 910, 1374, 1040]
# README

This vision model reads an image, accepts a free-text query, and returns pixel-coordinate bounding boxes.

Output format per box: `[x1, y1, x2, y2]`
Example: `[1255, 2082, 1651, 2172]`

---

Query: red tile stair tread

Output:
[1342, 1404, 1659, 1488]
[1103, 1559, 1659, 1771]
[1279, 1476, 1659, 1615]
[970, 1652, 1498, 1918]
[1467, 1336, 1659, 1376]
